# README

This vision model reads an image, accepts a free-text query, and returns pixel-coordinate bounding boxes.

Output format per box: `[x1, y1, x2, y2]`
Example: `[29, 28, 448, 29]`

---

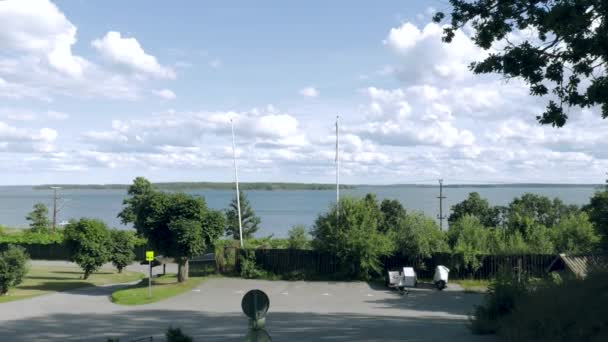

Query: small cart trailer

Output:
[386, 267, 417, 294]
[433, 265, 450, 290]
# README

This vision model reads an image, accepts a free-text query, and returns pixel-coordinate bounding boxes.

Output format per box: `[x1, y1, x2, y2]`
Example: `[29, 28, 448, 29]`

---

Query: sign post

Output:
[146, 251, 154, 298]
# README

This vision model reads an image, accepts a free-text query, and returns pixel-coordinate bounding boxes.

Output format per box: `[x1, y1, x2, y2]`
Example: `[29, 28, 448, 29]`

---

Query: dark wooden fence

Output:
[217, 247, 556, 280]
[0, 243, 147, 261]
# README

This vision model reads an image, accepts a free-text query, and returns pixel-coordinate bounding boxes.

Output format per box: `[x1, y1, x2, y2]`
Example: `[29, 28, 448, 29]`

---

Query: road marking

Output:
[235, 290, 244, 294]
[322, 293, 330, 296]
[192, 289, 201, 292]
[281, 292, 288, 295]
[366, 294, 373, 297]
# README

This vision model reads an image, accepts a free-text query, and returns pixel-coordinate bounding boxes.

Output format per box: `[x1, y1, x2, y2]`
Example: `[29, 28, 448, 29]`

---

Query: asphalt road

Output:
[0, 261, 494, 342]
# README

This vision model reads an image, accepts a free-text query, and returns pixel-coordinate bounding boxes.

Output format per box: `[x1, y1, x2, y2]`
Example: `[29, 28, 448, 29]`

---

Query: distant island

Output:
[33, 182, 356, 191]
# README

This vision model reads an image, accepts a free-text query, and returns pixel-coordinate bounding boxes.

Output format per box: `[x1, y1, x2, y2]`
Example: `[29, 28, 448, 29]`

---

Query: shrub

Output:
[395, 212, 448, 258]
[552, 212, 601, 254]
[499, 270, 608, 341]
[0, 245, 29, 295]
[240, 249, 265, 279]
[311, 196, 394, 280]
[64, 218, 111, 279]
[109, 230, 136, 273]
[288, 225, 310, 249]
[0, 230, 64, 244]
[166, 327, 193, 342]
[470, 269, 530, 335]
[26, 203, 51, 233]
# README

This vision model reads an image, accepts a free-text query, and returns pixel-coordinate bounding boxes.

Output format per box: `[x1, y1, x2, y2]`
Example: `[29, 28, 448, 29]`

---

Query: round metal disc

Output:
[241, 289, 270, 319]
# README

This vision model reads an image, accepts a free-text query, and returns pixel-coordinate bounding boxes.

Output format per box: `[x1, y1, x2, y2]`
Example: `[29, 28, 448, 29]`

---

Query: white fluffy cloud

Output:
[0, 121, 57, 153]
[153, 89, 176, 100]
[0, 0, 87, 77]
[0, 0, 175, 101]
[92, 31, 175, 79]
[299, 86, 319, 98]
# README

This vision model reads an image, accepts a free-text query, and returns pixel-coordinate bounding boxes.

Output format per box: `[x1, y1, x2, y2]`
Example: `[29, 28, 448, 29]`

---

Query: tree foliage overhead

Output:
[225, 190, 260, 240]
[26, 203, 51, 233]
[119, 177, 225, 282]
[434, 0, 608, 127]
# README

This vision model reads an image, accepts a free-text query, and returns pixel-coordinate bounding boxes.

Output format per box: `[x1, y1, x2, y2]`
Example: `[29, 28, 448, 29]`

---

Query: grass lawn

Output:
[0, 265, 143, 303]
[111, 273, 208, 305]
[454, 279, 491, 293]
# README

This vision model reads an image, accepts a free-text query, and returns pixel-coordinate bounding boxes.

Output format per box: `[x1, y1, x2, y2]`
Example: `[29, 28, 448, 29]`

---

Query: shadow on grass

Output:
[0, 310, 493, 342]
[51, 271, 114, 275]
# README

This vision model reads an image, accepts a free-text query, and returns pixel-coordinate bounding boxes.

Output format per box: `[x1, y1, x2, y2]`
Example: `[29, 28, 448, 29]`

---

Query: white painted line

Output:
[366, 294, 373, 297]
[322, 293, 330, 296]
[192, 289, 201, 292]
[235, 290, 244, 294]
[281, 292, 289, 295]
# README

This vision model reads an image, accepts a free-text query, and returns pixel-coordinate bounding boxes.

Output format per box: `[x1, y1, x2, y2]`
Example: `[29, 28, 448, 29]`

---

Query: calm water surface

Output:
[0, 185, 601, 237]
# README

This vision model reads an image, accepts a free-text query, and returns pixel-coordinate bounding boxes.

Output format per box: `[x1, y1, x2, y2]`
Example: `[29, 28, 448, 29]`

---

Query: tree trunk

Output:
[118, 267, 123, 274]
[177, 258, 189, 282]
[83, 271, 90, 280]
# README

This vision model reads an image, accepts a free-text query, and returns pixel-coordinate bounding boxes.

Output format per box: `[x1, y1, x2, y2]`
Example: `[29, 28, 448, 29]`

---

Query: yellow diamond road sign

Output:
[146, 251, 154, 261]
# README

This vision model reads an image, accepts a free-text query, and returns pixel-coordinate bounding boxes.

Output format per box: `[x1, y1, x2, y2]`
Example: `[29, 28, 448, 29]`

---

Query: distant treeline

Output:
[33, 182, 355, 191]
[359, 183, 605, 188]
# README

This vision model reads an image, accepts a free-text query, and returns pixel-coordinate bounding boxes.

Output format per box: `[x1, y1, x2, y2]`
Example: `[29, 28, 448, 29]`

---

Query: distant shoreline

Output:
[27, 182, 606, 191]
[31, 182, 356, 191]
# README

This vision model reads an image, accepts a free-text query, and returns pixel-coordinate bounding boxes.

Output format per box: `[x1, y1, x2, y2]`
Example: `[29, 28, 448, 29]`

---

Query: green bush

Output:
[0, 245, 29, 295]
[110, 230, 136, 273]
[240, 249, 265, 279]
[0, 230, 64, 244]
[470, 269, 530, 335]
[166, 327, 193, 342]
[288, 225, 310, 249]
[64, 218, 111, 279]
[311, 196, 395, 280]
[499, 270, 608, 341]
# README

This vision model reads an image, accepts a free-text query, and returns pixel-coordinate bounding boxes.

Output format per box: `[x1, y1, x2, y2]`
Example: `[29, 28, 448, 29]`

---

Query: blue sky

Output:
[0, 0, 606, 185]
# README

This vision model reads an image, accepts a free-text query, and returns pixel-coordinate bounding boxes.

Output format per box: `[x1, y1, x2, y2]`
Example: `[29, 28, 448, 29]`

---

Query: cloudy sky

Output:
[0, 0, 606, 185]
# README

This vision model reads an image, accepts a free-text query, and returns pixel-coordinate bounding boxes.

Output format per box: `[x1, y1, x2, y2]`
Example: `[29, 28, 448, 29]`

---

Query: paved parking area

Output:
[0, 262, 493, 341]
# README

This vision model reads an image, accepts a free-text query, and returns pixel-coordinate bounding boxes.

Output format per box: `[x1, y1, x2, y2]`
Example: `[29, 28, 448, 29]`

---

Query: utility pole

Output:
[230, 119, 244, 248]
[437, 179, 447, 230]
[51, 186, 60, 231]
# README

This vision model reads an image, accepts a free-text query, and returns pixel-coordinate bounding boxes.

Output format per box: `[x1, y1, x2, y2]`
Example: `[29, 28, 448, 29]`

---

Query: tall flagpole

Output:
[231, 119, 244, 248]
[335, 115, 340, 216]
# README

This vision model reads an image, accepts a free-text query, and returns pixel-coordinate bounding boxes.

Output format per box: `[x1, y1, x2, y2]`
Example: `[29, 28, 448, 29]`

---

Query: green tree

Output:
[119, 178, 225, 282]
[287, 225, 310, 249]
[449, 192, 501, 228]
[311, 197, 394, 279]
[0, 245, 29, 295]
[379, 199, 407, 233]
[525, 224, 555, 254]
[225, 190, 260, 240]
[26, 203, 51, 233]
[506, 193, 578, 235]
[552, 212, 600, 254]
[118, 176, 155, 228]
[395, 212, 448, 258]
[109, 230, 136, 273]
[434, 1, 608, 127]
[64, 218, 111, 279]
[583, 190, 608, 249]
[449, 215, 490, 271]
